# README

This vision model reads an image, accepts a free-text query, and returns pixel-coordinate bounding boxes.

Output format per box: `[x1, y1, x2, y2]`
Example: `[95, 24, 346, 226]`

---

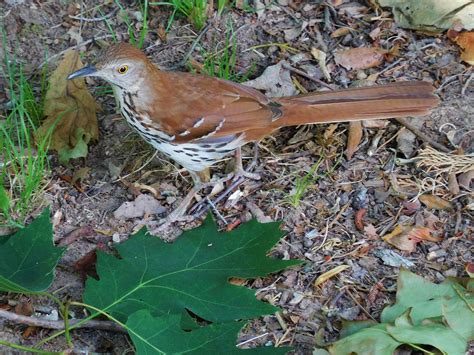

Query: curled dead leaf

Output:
[36, 50, 100, 163]
[383, 225, 441, 253]
[345, 121, 363, 159]
[314, 265, 350, 287]
[335, 47, 386, 70]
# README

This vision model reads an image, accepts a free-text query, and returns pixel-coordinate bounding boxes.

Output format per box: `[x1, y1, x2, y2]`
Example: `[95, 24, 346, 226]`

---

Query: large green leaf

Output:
[328, 324, 400, 355]
[127, 310, 289, 354]
[84, 216, 302, 322]
[0, 208, 65, 292]
[387, 312, 466, 355]
[443, 291, 474, 341]
[381, 269, 458, 324]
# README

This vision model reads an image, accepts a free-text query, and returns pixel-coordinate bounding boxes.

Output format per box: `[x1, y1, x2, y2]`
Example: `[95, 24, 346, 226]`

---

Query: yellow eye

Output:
[117, 65, 129, 74]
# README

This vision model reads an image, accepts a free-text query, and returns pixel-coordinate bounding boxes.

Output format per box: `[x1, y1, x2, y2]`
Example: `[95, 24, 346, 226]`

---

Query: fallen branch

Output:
[395, 118, 450, 153]
[0, 309, 126, 333]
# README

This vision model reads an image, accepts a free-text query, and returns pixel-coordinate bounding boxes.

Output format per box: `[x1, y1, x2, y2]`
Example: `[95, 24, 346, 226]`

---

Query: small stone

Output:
[444, 268, 458, 278]
[289, 292, 304, 305]
[426, 249, 447, 261]
[277, 0, 288, 5]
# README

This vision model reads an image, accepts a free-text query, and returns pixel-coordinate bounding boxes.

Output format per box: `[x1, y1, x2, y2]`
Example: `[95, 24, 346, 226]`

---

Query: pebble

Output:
[426, 249, 447, 261]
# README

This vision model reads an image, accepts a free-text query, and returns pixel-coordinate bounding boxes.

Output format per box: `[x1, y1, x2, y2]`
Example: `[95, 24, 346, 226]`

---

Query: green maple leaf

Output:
[84, 216, 302, 323]
[0, 208, 65, 293]
[127, 310, 289, 354]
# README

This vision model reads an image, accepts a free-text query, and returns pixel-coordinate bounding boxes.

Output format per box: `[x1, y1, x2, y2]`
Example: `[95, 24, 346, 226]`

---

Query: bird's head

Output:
[67, 43, 151, 89]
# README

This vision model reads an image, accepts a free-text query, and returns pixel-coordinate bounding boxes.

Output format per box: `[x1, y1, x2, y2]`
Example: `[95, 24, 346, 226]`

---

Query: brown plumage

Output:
[68, 43, 439, 220]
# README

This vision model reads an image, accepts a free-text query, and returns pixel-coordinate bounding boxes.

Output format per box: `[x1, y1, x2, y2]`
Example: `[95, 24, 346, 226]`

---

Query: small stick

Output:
[0, 309, 126, 333]
[282, 63, 333, 91]
[69, 8, 118, 22]
[461, 70, 473, 96]
[395, 118, 450, 153]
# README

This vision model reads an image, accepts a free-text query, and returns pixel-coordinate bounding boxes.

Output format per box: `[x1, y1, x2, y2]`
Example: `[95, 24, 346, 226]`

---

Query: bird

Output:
[67, 43, 439, 221]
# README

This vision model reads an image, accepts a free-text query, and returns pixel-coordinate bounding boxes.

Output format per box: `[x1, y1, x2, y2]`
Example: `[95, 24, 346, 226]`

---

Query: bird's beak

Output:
[67, 65, 97, 80]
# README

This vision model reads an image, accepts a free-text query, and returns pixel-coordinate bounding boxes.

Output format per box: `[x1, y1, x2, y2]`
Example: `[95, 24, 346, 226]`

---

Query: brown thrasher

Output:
[68, 43, 439, 220]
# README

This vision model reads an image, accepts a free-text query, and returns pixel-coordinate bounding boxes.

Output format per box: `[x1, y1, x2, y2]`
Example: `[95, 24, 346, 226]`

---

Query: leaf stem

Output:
[0, 340, 60, 354]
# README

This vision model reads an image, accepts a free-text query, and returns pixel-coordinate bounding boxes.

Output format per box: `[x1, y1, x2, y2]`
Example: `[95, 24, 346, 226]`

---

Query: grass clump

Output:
[151, 0, 209, 30]
[0, 34, 52, 228]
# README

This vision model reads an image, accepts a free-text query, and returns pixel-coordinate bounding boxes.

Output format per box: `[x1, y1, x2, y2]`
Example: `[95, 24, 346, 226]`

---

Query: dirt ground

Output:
[0, 0, 473, 354]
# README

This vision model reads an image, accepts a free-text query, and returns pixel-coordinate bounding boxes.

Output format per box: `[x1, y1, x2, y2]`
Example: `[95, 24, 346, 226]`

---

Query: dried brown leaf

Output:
[364, 224, 379, 240]
[419, 194, 453, 210]
[36, 50, 100, 163]
[383, 225, 441, 253]
[345, 121, 363, 159]
[334, 47, 386, 70]
[331, 27, 351, 38]
[452, 31, 474, 65]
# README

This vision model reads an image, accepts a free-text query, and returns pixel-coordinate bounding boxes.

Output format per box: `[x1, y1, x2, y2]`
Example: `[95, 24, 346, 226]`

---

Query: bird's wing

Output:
[145, 72, 281, 143]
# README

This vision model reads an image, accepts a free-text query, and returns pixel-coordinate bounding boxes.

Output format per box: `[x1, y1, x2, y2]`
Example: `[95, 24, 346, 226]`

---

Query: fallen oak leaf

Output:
[36, 50, 100, 163]
[383, 225, 441, 253]
[335, 47, 386, 70]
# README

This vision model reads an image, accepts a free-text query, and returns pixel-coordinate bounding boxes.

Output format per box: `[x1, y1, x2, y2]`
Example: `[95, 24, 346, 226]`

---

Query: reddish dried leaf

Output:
[346, 121, 363, 160]
[335, 47, 386, 70]
[402, 200, 421, 216]
[226, 219, 241, 232]
[466, 262, 474, 277]
[355, 208, 366, 231]
[57, 225, 95, 246]
[22, 326, 37, 339]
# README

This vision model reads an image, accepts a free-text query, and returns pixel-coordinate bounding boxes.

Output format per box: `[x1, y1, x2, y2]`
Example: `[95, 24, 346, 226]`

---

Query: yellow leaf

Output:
[36, 50, 100, 163]
[419, 194, 453, 210]
[345, 121, 362, 160]
[314, 265, 350, 287]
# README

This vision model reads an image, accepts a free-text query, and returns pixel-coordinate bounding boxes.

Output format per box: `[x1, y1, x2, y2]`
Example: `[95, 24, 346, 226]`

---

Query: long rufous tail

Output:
[273, 81, 438, 127]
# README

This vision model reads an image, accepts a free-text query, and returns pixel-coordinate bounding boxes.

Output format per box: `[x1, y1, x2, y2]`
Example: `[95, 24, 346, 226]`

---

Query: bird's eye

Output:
[117, 65, 129, 74]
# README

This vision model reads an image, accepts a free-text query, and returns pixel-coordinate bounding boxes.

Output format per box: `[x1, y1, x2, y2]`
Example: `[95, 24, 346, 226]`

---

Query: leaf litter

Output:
[1, 0, 473, 353]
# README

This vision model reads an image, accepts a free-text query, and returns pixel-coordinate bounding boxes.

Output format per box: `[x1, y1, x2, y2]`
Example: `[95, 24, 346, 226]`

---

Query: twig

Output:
[461, 70, 473, 96]
[395, 118, 450, 153]
[167, 24, 211, 70]
[69, 8, 118, 22]
[237, 333, 269, 347]
[282, 63, 333, 91]
[0, 309, 126, 333]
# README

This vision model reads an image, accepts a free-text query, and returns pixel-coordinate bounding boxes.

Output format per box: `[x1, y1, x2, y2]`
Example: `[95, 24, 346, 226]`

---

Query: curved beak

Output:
[67, 65, 97, 80]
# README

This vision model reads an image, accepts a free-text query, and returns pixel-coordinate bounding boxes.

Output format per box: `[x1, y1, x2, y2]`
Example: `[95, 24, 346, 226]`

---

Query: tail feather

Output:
[273, 81, 439, 127]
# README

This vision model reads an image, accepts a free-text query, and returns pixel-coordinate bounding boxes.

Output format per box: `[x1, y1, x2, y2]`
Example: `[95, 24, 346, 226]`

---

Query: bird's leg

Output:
[167, 170, 203, 221]
[233, 145, 260, 180]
